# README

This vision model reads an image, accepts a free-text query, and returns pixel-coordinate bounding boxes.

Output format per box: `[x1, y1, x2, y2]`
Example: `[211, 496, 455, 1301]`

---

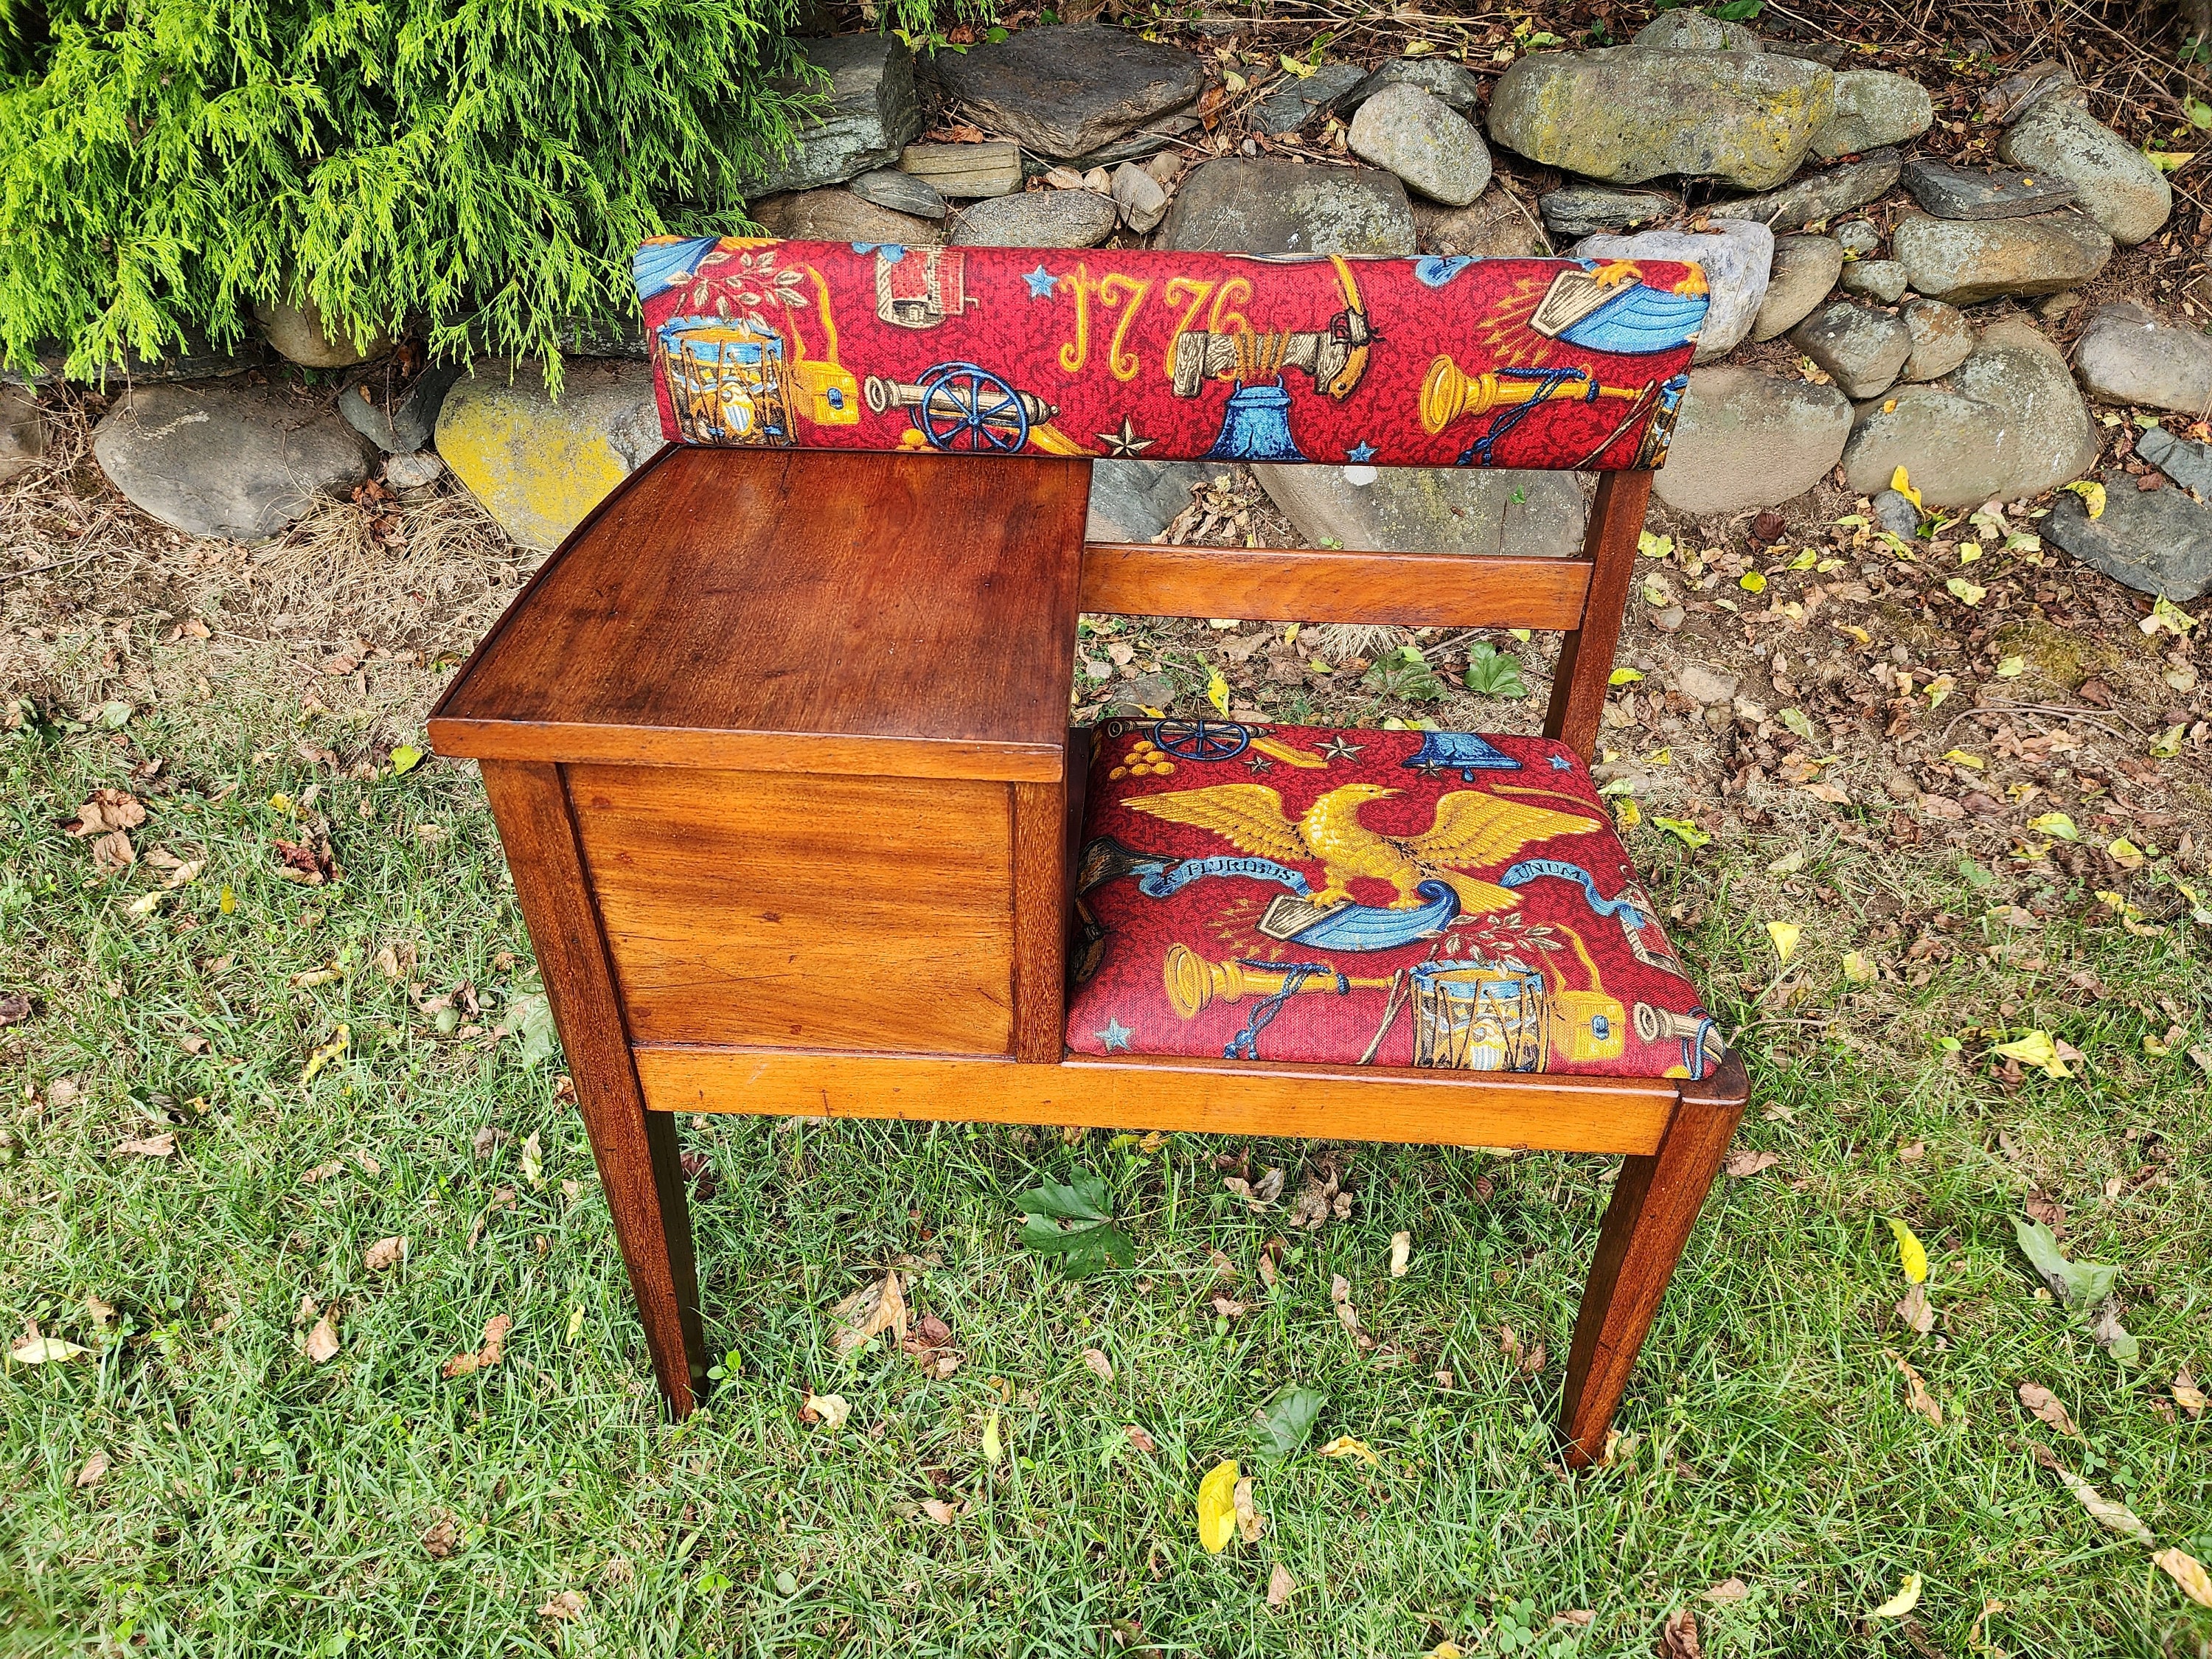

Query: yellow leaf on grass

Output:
[390, 745, 425, 776]
[1843, 951, 1877, 984]
[1197, 1459, 1240, 1553]
[219, 885, 237, 915]
[1613, 796, 1641, 829]
[2145, 151, 2196, 174]
[982, 1409, 1004, 1466]
[1653, 816, 1709, 849]
[1765, 921, 1801, 964]
[10, 1336, 88, 1365]
[1278, 54, 1315, 77]
[1994, 655, 2025, 678]
[1609, 667, 1644, 685]
[2104, 837, 2145, 871]
[2156, 1549, 2212, 1609]
[2028, 813, 2079, 841]
[1638, 531, 1674, 559]
[2065, 480, 2106, 520]
[804, 1391, 851, 1429]
[1206, 672, 1231, 717]
[1871, 1573, 1923, 1618]
[1992, 1029, 2070, 1079]
[300, 1024, 350, 1085]
[1888, 1218, 1929, 1284]
[1320, 1435, 1380, 1464]
[1739, 571, 1767, 594]
[1889, 467, 1922, 510]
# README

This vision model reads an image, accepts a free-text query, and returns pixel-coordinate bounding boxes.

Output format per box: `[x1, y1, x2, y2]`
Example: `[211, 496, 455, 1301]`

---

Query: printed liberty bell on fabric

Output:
[1065, 723, 1718, 1079]
[634, 238, 1708, 471]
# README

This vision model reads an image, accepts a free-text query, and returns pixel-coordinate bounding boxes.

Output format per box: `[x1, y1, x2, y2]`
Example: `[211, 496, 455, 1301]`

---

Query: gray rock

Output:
[1841, 317, 2098, 507]
[1632, 11, 1764, 51]
[752, 187, 944, 246]
[1707, 149, 1901, 234]
[2139, 425, 2212, 496]
[382, 450, 445, 490]
[1809, 69, 1933, 159]
[339, 360, 462, 454]
[93, 382, 374, 541]
[950, 188, 1119, 248]
[850, 167, 947, 219]
[2000, 101, 2171, 247]
[1891, 210, 2110, 304]
[934, 25, 1199, 161]
[254, 299, 390, 370]
[1110, 162, 1169, 232]
[1539, 185, 1672, 238]
[1253, 62, 1365, 134]
[1839, 259, 1908, 304]
[1414, 193, 1550, 257]
[1981, 60, 2084, 125]
[435, 358, 660, 549]
[744, 36, 921, 195]
[1085, 459, 1211, 542]
[1347, 84, 1490, 206]
[1901, 299, 1972, 382]
[1574, 220, 1775, 363]
[2, 329, 270, 389]
[1871, 487, 1921, 541]
[2073, 302, 2212, 414]
[898, 141, 1022, 199]
[556, 316, 650, 361]
[1486, 47, 1835, 192]
[2038, 289, 2082, 321]
[1107, 673, 1178, 714]
[1677, 661, 1742, 706]
[1750, 234, 1844, 341]
[2042, 478, 2212, 601]
[1833, 219, 1881, 257]
[1652, 365, 1852, 515]
[1792, 299, 1911, 400]
[1254, 463, 1586, 558]
[1900, 157, 2075, 220]
[0, 386, 47, 484]
[1339, 58, 1486, 116]
[1158, 159, 1415, 255]
[1067, 114, 1200, 171]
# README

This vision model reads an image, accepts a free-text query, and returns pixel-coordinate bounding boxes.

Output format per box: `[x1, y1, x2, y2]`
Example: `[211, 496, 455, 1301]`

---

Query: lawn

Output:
[2, 408, 2211, 1655]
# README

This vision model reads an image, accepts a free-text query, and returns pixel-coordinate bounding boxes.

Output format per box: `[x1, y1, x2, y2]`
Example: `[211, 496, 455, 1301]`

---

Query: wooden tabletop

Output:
[428, 446, 1092, 782]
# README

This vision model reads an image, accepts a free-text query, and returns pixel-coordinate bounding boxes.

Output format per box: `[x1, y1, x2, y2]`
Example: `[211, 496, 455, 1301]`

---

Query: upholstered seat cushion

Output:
[1065, 721, 1718, 1079]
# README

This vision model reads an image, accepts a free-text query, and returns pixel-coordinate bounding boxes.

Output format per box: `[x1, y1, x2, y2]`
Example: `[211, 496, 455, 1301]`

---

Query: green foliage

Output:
[0, 0, 824, 378]
[1015, 1172, 1134, 1277]
[1255, 1385, 1326, 1458]
[1360, 644, 1447, 703]
[1463, 640, 1528, 699]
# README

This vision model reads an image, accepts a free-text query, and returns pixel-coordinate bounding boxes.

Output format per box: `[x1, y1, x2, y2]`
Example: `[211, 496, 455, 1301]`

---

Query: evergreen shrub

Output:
[0, 0, 862, 378]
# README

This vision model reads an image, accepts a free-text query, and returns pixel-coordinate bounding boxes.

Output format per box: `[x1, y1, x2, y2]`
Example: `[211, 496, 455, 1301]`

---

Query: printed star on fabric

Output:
[1022, 264, 1058, 299]
[1410, 762, 1448, 779]
[1097, 416, 1153, 458]
[1549, 754, 1573, 771]
[1244, 753, 1275, 773]
[1345, 440, 1377, 464]
[1096, 1018, 1134, 1053]
[1316, 735, 1366, 763]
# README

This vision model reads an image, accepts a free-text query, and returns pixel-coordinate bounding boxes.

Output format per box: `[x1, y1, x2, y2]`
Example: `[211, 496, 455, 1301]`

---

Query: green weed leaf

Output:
[1017, 1173, 1133, 1277]
[1464, 641, 1528, 700]
[1256, 1386, 1326, 1458]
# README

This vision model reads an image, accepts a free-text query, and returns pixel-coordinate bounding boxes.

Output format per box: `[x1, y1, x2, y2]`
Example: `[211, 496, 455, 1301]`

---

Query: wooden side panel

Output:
[632, 1046, 1675, 1156]
[1010, 776, 1068, 1064]
[1081, 542, 1592, 631]
[569, 764, 1017, 1057]
[480, 760, 707, 1414]
[1543, 470, 1650, 760]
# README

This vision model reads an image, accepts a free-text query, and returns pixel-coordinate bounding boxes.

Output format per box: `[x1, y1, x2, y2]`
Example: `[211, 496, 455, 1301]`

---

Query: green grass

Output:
[2, 689, 2209, 1658]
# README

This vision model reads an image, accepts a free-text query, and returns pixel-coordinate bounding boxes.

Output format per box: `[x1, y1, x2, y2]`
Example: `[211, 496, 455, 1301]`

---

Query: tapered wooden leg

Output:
[1557, 1052, 1747, 1467]
[480, 760, 710, 1416]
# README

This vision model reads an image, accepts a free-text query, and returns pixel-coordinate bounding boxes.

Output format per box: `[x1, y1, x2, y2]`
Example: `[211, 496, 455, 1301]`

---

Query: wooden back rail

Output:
[432, 443, 1741, 1475]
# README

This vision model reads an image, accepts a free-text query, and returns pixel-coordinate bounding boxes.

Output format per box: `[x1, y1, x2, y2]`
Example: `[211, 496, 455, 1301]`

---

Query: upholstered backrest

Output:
[634, 237, 1706, 472]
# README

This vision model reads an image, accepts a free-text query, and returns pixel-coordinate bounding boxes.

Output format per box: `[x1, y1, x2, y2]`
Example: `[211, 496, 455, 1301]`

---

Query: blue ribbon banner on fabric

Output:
[1498, 859, 1652, 927]
[1134, 855, 1312, 899]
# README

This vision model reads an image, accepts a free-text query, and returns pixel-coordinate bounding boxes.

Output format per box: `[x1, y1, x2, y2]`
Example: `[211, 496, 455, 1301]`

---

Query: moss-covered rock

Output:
[436, 360, 659, 550]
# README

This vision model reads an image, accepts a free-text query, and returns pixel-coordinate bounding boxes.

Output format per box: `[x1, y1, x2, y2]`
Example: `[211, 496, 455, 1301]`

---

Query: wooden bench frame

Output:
[431, 451, 1745, 1471]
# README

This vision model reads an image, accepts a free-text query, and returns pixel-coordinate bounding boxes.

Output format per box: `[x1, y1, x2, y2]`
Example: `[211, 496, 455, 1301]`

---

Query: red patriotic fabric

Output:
[1064, 722, 1717, 1079]
[633, 237, 1706, 471]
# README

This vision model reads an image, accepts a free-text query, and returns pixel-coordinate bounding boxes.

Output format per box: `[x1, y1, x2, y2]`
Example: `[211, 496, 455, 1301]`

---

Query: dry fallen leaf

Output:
[922, 1498, 960, 1526]
[2171, 1370, 2206, 1419]
[1267, 1562, 1295, 1608]
[2018, 1382, 2079, 1438]
[444, 1312, 512, 1377]
[1232, 1476, 1267, 1543]
[1318, 1435, 1379, 1464]
[1389, 1231, 1411, 1278]
[1725, 1149, 1782, 1178]
[422, 1513, 460, 1559]
[1124, 1425, 1158, 1454]
[2155, 1548, 2212, 1609]
[113, 1133, 177, 1159]
[801, 1391, 850, 1430]
[538, 1590, 587, 1622]
[305, 1312, 341, 1364]
[2052, 1463, 2152, 1543]
[365, 1236, 407, 1272]
[1894, 1284, 1935, 1335]
[1885, 1349, 1941, 1425]
[1080, 1346, 1113, 1381]
[1702, 1578, 1750, 1604]
[830, 1272, 908, 1354]
[1331, 1274, 1360, 1339]
[10, 1335, 88, 1365]
[1658, 1606, 1703, 1657]
[75, 1452, 108, 1488]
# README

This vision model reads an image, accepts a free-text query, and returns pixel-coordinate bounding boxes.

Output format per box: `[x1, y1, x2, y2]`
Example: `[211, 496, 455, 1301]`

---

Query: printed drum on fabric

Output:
[1064, 723, 1717, 1079]
[634, 237, 1707, 472]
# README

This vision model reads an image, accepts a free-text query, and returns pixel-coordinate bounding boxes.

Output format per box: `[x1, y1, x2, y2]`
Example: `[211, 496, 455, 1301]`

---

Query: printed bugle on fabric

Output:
[1063, 722, 1717, 1079]
[633, 237, 1706, 471]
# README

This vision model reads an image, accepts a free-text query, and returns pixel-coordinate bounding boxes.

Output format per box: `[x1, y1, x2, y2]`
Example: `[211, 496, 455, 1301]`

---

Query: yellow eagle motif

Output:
[1124, 782, 1599, 915]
